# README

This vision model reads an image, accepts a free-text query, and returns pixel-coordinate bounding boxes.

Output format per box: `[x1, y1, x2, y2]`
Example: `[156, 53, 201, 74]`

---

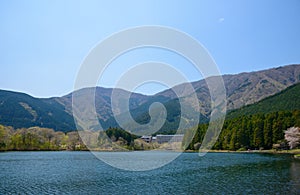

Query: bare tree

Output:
[284, 127, 300, 149]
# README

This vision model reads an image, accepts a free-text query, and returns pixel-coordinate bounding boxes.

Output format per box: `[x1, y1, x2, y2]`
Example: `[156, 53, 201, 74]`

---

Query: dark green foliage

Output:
[105, 127, 138, 146]
[227, 83, 300, 119]
[263, 115, 274, 149]
[186, 110, 300, 151]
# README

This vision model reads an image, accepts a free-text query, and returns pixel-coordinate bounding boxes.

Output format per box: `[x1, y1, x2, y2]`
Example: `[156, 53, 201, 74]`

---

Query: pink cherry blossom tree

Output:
[284, 127, 300, 149]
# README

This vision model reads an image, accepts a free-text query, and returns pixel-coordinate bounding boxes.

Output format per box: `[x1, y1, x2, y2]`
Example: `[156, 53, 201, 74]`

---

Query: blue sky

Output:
[1, 0, 300, 97]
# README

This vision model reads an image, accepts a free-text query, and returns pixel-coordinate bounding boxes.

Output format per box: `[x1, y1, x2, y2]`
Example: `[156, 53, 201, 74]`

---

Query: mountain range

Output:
[0, 64, 299, 132]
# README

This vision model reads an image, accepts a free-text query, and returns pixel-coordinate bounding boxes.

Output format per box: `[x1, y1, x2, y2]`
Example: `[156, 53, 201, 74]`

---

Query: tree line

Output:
[0, 126, 87, 151]
[0, 126, 139, 151]
[1, 110, 299, 151]
[186, 110, 300, 151]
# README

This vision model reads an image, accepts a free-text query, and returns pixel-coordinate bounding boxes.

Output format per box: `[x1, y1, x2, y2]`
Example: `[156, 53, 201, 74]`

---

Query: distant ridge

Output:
[0, 64, 299, 132]
[0, 90, 76, 131]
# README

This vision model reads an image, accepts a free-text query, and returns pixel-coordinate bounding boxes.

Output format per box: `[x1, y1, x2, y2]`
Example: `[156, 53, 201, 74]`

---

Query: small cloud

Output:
[218, 18, 225, 23]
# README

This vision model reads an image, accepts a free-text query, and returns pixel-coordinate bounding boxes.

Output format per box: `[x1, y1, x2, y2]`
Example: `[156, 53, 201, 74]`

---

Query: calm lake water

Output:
[0, 151, 299, 194]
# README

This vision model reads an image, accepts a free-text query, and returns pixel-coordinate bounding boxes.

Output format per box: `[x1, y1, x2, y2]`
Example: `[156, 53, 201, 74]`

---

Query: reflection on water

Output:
[0, 151, 299, 194]
[290, 160, 300, 194]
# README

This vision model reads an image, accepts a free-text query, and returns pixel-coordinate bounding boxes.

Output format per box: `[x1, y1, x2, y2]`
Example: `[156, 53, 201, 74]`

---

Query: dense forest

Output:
[226, 83, 300, 120]
[186, 110, 300, 151]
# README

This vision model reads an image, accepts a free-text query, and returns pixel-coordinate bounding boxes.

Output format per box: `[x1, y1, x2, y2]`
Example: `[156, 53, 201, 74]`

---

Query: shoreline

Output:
[206, 149, 300, 155]
[1, 149, 300, 155]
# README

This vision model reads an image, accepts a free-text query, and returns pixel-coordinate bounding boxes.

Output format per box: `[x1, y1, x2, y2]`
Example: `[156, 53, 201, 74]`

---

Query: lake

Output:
[0, 151, 299, 194]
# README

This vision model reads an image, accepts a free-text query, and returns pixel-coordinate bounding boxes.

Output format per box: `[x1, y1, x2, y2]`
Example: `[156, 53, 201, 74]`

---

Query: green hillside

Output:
[227, 82, 300, 119]
[186, 83, 300, 151]
[0, 90, 75, 132]
[105, 97, 208, 135]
